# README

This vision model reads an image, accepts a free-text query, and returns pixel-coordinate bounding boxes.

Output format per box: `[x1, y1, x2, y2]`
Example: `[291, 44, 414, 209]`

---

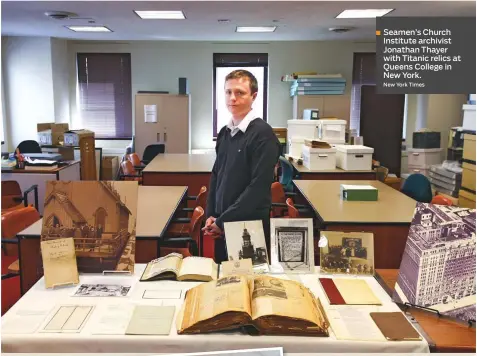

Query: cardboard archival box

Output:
[64, 130, 95, 147]
[102, 156, 119, 181]
[37, 123, 69, 146]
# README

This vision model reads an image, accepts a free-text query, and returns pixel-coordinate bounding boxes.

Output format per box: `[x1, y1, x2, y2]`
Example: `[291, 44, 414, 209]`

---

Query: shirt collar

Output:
[227, 110, 260, 134]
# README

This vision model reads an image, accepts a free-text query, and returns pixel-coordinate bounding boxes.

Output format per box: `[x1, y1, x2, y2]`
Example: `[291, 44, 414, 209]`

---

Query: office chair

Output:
[142, 144, 165, 165]
[167, 186, 208, 237]
[431, 195, 453, 206]
[401, 173, 433, 203]
[278, 156, 298, 192]
[1, 181, 39, 214]
[286, 198, 300, 218]
[16, 140, 42, 154]
[119, 161, 142, 184]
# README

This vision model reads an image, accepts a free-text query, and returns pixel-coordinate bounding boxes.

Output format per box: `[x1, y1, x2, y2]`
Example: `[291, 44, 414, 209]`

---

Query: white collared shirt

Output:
[227, 110, 260, 137]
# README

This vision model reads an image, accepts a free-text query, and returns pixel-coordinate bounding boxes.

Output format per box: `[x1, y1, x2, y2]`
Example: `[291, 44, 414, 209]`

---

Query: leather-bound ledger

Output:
[370, 312, 422, 341]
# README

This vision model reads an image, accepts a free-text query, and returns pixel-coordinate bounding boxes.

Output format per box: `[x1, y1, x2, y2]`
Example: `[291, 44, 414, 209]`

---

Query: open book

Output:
[140, 253, 218, 282]
[176, 275, 329, 336]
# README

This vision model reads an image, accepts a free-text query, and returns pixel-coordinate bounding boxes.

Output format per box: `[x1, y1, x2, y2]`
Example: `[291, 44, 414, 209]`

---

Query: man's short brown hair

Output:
[225, 69, 258, 95]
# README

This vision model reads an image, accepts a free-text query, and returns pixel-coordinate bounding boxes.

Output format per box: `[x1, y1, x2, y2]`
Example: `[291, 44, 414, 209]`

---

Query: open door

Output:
[360, 85, 405, 176]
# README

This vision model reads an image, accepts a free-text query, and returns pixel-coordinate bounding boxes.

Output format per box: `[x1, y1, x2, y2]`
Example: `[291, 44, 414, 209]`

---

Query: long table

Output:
[15, 186, 187, 294]
[293, 180, 417, 269]
[290, 159, 376, 180]
[1, 264, 429, 353]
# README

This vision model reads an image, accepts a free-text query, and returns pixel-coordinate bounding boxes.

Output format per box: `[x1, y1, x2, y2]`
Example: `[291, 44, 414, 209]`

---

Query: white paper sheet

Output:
[327, 307, 385, 341]
[89, 304, 135, 335]
[143, 289, 182, 299]
[144, 105, 157, 123]
[41, 305, 94, 333]
[1, 306, 54, 334]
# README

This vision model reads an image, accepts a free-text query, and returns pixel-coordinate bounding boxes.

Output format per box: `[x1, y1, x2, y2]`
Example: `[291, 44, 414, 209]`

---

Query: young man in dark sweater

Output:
[202, 69, 280, 262]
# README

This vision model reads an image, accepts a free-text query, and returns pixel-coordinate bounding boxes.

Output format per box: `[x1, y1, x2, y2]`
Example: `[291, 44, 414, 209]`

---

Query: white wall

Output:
[68, 40, 375, 149]
[2, 36, 55, 151]
[51, 38, 70, 124]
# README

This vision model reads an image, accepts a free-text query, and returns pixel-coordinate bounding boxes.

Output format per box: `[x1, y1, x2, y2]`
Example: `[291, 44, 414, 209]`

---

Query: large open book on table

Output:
[176, 275, 329, 336]
[140, 253, 218, 282]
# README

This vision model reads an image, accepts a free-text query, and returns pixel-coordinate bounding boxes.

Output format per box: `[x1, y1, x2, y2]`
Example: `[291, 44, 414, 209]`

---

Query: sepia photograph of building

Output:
[394, 203, 476, 322]
[224, 220, 269, 266]
[40, 181, 138, 273]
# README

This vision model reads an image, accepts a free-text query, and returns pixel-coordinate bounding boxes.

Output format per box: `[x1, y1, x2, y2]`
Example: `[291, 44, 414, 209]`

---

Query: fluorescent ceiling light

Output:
[66, 26, 112, 32]
[134, 11, 185, 19]
[336, 9, 394, 18]
[236, 26, 276, 33]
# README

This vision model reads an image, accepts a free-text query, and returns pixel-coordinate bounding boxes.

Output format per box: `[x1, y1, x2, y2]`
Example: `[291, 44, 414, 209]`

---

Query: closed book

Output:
[370, 312, 422, 341]
[340, 185, 378, 201]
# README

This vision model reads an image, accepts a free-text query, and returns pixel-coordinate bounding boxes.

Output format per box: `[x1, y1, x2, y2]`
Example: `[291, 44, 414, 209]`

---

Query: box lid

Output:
[407, 148, 443, 153]
[335, 145, 374, 154]
[318, 119, 347, 125]
[287, 120, 319, 126]
[464, 133, 476, 141]
[462, 104, 476, 111]
[302, 145, 336, 154]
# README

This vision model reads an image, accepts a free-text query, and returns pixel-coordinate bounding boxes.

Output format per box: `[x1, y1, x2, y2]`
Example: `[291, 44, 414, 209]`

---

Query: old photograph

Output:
[40, 181, 139, 274]
[270, 218, 314, 273]
[394, 203, 476, 323]
[224, 221, 269, 266]
[73, 283, 131, 297]
[319, 231, 374, 275]
[252, 277, 287, 300]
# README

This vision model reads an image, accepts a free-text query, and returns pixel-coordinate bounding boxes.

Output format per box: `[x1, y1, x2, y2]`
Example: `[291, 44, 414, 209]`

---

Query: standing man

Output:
[203, 69, 280, 262]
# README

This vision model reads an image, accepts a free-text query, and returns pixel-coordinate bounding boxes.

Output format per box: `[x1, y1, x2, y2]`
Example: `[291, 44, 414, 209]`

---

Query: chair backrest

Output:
[1, 181, 23, 210]
[431, 195, 453, 206]
[1, 206, 40, 238]
[195, 186, 208, 209]
[401, 173, 433, 203]
[17, 140, 42, 154]
[120, 160, 138, 178]
[286, 198, 300, 218]
[278, 156, 295, 191]
[189, 206, 205, 254]
[128, 153, 142, 167]
[375, 166, 389, 182]
[142, 144, 165, 163]
[271, 181, 286, 204]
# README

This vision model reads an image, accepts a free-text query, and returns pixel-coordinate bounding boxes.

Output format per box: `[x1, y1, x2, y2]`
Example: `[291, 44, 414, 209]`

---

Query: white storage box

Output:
[408, 165, 429, 177]
[287, 120, 319, 143]
[407, 148, 443, 169]
[317, 119, 346, 144]
[462, 104, 476, 131]
[288, 138, 305, 157]
[335, 145, 374, 171]
[302, 145, 336, 170]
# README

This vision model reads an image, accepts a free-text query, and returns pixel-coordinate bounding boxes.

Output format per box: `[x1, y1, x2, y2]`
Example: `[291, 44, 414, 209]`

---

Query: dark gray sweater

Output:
[206, 118, 280, 230]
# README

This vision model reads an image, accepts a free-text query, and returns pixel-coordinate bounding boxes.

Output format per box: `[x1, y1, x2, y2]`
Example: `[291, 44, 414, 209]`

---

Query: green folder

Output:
[341, 184, 378, 201]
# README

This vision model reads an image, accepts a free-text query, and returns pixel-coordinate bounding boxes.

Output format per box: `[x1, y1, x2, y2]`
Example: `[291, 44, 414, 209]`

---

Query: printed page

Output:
[89, 304, 135, 335]
[62, 306, 93, 331]
[179, 275, 251, 331]
[178, 257, 217, 280]
[327, 307, 386, 341]
[126, 306, 175, 335]
[221, 259, 253, 277]
[43, 306, 76, 331]
[142, 253, 182, 280]
[42, 306, 93, 333]
[2, 304, 55, 334]
[250, 276, 327, 329]
[41, 238, 79, 289]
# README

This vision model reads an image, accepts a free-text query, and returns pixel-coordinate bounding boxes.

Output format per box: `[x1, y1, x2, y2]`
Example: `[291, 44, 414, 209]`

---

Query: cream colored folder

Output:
[333, 279, 381, 305]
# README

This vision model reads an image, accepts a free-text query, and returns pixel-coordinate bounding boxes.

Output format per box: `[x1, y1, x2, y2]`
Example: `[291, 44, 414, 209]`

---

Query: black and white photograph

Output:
[224, 221, 269, 267]
[73, 283, 131, 297]
[319, 231, 374, 275]
[270, 218, 314, 273]
[252, 277, 287, 300]
[394, 203, 476, 323]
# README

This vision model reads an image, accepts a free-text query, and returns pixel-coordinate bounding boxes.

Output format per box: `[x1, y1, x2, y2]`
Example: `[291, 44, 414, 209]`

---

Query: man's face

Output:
[225, 77, 257, 118]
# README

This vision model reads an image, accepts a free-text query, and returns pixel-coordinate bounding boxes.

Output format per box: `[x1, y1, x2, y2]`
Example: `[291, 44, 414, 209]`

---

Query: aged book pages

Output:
[41, 238, 79, 289]
[178, 257, 218, 281]
[250, 275, 329, 335]
[332, 279, 381, 305]
[141, 253, 182, 281]
[177, 275, 252, 333]
[177, 275, 329, 336]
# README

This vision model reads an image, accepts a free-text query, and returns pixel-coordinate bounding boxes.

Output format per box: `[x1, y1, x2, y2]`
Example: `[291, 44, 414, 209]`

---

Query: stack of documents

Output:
[290, 74, 346, 96]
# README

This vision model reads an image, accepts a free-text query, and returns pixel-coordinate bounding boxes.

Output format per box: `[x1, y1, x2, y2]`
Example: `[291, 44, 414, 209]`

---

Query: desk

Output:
[1, 161, 81, 214]
[376, 269, 476, 353]
[293, 180, 417, 269]
[15, 186, 187, 294]
[142, 153, 216, 199]
[1, 264, 428, 353]
[291, 160, 376, 180]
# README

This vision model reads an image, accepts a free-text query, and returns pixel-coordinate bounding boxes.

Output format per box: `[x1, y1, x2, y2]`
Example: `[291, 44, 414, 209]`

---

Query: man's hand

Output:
[204, 216, 216, 229]
[206, 223, 222, 235]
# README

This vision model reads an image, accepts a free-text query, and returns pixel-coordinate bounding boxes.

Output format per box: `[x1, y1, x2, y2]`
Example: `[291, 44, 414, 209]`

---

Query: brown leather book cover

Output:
[370, 312, 422, 341]
[319, 278, 346, 305]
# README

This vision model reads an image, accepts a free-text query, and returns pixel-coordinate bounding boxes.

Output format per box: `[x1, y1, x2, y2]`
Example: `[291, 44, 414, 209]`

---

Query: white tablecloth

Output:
[1, 265, 429, 353]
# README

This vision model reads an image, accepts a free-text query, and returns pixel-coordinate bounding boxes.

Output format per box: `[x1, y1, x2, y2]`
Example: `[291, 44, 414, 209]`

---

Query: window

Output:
[213, 53, 268, 138]
[350, 53, 376, 135]
[76, 53, 132, 139]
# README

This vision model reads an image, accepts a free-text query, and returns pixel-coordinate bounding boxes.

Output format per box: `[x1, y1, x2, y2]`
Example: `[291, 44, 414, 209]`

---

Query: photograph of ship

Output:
[394, 203, 476, 323]
[40, 181, 138, 273]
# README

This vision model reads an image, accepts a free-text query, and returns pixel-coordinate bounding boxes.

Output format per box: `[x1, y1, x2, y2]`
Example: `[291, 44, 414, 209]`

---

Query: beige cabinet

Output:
[135, 94, 191, 158]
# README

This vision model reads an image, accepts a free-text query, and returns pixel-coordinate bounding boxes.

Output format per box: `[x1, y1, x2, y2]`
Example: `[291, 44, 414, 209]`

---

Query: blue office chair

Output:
[16, 140, 42, 154]
[278, 156, 298, 192]
[401, 173, 433, 203]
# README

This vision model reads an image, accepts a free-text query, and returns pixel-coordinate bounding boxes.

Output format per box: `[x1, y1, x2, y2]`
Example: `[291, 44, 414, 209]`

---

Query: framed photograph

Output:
[270, 218, 314, 273]
[224, 221, 269, 267]
[319, 231, 374, 276]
